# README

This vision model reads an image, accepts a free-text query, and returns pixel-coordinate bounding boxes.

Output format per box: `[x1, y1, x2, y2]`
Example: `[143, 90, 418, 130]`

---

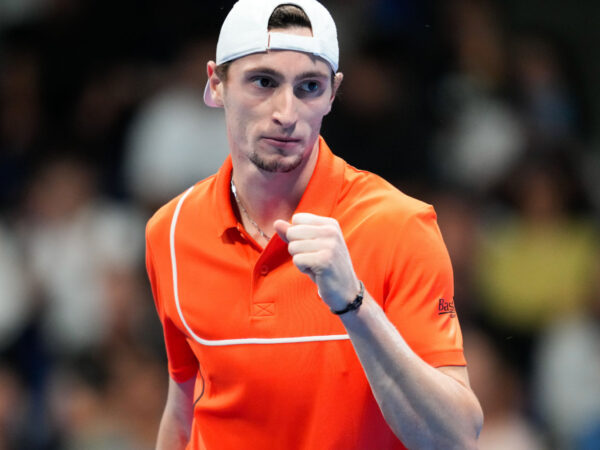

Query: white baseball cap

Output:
[204, 0, 339, 107]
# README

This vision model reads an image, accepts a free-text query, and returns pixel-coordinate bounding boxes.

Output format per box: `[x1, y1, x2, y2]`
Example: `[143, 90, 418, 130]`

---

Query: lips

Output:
[262, 136, 302, 150]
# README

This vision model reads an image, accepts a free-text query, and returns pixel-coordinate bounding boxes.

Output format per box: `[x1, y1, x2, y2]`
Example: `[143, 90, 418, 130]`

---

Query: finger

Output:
[291, 213, 338, 227]
[285, 224, 333, 241]
[287, 238, 324, 255]
[295, 264, 316, 284]
[292, 253, 323, 277]
[273, 219, 291, 243]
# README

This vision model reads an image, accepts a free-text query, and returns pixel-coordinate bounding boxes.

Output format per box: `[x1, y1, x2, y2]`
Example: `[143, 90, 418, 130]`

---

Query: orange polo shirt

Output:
[146, 137, 465, 450]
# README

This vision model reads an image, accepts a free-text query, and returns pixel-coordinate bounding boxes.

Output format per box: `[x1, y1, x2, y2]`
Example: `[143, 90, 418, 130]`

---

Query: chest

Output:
[168, 233, 350, 343]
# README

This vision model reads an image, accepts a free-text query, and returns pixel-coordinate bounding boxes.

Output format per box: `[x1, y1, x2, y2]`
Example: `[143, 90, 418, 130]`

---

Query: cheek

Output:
[300, 102, 330, 129]
[224, 104, 261, 142]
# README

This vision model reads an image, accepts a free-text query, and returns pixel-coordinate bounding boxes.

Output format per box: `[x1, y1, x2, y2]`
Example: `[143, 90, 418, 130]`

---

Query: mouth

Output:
[261, 136, 302, 150]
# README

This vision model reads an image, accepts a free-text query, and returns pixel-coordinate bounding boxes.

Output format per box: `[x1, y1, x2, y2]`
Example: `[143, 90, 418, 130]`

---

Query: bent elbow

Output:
[457, 400, 484, 449]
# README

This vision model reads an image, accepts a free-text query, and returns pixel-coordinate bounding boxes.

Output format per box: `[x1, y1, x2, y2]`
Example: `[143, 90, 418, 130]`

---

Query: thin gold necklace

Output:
[231, 178, 272, 241]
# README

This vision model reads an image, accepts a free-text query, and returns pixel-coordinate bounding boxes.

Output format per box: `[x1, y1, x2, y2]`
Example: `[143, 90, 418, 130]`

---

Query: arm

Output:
[340, 293, 482, 448]
[156, 376, 195, 450]
[274, 213, 483, 449]
[147, 229, 199, 449]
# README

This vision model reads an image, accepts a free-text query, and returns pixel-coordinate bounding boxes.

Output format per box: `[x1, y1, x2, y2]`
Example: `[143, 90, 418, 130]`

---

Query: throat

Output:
[231, 179, 273, 241]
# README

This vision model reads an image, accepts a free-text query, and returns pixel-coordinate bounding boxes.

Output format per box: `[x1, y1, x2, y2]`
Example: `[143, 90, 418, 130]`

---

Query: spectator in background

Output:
[474, 151, 599, 374]
[0, 364, 28, 448]
[464, 327, 546, 450]
[69, 62, 143, 199]
[433, 0, 525, 194]
[16, 153, 145, 357]
[533, 263, 600, 449]
[323, 0, 435, 187]
[323, 37, 429, 185]
[46, 355, 131, 449]
[0, 0, 46, 31]
[0, 36, 44, 211]
[47, 348, 165, 450]
[103, 344, 166, 448]
[123, 39, 229, 211]
[512, 31, 581, 145]
[0, 223, 31, 351]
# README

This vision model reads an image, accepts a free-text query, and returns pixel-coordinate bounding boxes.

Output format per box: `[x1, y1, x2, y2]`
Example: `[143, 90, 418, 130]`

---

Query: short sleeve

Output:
[146, 224, 199, 382]
[383, 205, 465, 367]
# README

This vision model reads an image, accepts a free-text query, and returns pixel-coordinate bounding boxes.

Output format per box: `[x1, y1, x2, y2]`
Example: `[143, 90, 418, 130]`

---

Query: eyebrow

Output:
[245, 66, 330, 81]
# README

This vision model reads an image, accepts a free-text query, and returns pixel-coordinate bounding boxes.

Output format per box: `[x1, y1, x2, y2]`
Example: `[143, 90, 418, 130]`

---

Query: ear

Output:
[207, 61, 225, 107]
[332, 72, 344, 98]
[325, 72, 344, 115]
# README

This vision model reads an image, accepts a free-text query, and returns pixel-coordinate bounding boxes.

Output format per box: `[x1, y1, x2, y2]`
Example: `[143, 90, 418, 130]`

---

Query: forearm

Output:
[156, 413, 191, 450]
[340, 293, 483, 449]
[156, 376, 195, 450]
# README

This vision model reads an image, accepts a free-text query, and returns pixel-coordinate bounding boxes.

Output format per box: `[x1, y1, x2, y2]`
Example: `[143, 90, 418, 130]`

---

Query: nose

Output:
[271, 86, 298, 129]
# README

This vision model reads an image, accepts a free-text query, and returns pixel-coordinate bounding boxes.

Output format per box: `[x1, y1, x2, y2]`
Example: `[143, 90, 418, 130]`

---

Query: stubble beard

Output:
[249, 150, 303, 173]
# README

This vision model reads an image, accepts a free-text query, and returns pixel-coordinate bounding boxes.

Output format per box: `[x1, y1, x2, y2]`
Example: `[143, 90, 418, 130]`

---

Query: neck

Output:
[230, 139, 320, 239]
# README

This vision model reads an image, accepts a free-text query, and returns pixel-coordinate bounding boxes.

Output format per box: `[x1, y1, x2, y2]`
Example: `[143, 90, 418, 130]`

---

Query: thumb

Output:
[273, 219, 291, 243]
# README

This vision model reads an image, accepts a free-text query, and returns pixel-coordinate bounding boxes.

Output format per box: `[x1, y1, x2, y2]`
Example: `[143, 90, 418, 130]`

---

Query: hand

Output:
[274, 213, 361, 311]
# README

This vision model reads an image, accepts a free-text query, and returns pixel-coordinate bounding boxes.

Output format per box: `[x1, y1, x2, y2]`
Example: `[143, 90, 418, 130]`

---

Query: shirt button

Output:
[260, 265, 269, 276]
[236, 224, 247, 240]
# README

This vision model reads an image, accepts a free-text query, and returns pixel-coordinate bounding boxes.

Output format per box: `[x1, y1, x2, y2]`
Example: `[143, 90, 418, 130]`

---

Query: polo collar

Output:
[214, 136, 344, 237]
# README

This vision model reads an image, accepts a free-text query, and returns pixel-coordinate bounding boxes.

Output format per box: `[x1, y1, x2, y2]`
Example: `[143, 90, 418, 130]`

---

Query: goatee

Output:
[249, 151, 303, 173]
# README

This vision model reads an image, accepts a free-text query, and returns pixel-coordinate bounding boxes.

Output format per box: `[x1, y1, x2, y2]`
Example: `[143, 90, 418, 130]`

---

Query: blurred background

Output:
[0, 0, 599, 448]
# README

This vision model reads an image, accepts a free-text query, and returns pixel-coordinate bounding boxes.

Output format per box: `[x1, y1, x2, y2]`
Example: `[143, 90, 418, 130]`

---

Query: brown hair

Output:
[268, 4, 312, 30]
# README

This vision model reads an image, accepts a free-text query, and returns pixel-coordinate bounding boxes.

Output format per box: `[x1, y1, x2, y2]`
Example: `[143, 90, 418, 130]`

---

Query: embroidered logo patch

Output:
[438, 298, 456, 318]
[252, 303, 275, 316]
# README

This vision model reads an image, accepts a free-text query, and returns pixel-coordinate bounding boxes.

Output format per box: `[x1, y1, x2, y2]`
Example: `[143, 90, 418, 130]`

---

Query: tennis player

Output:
[145, 1, 483, 448]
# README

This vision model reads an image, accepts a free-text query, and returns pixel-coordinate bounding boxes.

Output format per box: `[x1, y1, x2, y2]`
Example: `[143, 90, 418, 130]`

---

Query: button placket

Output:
[250, 238, 289, 317]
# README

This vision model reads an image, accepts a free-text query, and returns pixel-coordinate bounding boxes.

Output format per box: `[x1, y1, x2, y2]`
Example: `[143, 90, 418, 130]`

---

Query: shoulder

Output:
[335, 164, 448, 268]
[337, 164, 436, 230]
[146, 174, 218, 242]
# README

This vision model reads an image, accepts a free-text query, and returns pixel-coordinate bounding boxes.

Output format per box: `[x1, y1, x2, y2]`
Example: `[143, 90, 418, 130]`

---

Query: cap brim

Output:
[203, 80, 220, 108]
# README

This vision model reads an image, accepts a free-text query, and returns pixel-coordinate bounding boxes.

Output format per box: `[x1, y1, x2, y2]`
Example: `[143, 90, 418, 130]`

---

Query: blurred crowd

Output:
[0, 0, 599, 449]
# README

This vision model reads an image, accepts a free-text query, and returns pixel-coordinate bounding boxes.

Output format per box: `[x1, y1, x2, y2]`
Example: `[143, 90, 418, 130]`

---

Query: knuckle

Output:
[325, 217, 340, 227]
[323, 224, 338, 237]
[322, 239, 336, 252]
[292, 254, 305, 267]
[320, 248, 333, 264]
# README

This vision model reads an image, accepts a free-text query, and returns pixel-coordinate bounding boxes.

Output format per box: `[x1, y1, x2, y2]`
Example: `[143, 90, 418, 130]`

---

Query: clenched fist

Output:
[274, 213, 361, 312]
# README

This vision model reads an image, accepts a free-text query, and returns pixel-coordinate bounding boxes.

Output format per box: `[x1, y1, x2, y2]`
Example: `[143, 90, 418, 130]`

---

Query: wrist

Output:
[331, 280, 364, 315]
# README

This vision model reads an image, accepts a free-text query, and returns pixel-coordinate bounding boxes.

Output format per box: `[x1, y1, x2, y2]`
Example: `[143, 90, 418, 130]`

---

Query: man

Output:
[145, 1, 483, 448]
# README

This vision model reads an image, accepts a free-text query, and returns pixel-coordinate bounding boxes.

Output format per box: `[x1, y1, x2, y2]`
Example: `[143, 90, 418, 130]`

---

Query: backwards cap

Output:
[204, 0, 339, 107]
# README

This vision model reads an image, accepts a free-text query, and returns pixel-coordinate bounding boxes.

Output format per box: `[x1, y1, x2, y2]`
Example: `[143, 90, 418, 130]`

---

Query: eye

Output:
[298, 80, 320, 93]
[252, 77, 276, 88]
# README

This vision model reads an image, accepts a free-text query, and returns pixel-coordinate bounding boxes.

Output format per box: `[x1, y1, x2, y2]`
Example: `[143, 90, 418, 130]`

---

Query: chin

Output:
[249, 152, 304, 173]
